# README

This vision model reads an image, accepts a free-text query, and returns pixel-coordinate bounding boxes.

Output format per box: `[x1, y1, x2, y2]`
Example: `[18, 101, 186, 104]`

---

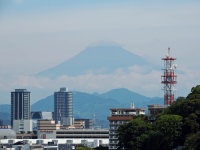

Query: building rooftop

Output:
[110, 108, 145, 111]
[148, 105, 163, 108]
[0, 129, 16, 139]
[12, 89, 30, 92]
[107, 116, 133, 121]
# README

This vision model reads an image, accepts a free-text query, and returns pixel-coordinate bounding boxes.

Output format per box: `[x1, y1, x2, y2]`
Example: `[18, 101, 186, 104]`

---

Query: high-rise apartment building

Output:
[107, 107, 145, 150]
[11, 89, 31, 127]
[54, 88, 73, 126]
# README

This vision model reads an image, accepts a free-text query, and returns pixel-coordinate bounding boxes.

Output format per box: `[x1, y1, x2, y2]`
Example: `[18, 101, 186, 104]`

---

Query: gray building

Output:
[0, 129, 16, 139]
[11, 89, 31, 127]
[54, 88, 73, 126]
[31, 112, 53, 130]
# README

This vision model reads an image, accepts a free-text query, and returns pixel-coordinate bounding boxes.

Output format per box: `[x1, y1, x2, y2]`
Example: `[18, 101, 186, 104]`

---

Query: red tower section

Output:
[161, 48, 177, 106]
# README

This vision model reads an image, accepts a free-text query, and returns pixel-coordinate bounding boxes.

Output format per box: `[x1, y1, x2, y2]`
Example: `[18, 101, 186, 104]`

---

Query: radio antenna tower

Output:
[161, 48, 177, 106]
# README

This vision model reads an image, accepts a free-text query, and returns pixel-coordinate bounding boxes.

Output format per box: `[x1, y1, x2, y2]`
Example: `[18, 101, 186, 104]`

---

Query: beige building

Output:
[37, 120, 60, 131]
[74, 120, 85, 129]
[148, 105, 163, 116]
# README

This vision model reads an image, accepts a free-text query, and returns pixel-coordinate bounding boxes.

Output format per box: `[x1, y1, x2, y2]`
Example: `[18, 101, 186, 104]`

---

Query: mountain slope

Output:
[0, 104, 10, 113]
[31, 91, 122, 120]
[31, 95, 54, 112]
[31, 88, 163, 120]
[0, 112, 10, 125]
[37, 45, 150, 78]
[100, 88, 150, 108]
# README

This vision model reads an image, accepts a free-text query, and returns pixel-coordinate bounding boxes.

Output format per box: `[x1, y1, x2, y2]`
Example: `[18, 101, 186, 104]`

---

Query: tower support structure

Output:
[161, 48, 177, 106]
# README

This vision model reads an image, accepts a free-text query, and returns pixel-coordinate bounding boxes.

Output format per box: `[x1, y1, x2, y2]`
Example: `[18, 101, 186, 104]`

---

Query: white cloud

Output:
[0, 64, 199, 104]
[0, 67, 161, 104]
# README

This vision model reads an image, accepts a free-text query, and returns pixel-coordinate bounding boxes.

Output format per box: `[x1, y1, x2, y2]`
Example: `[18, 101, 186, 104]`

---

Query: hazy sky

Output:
[0, 0, 200, 104]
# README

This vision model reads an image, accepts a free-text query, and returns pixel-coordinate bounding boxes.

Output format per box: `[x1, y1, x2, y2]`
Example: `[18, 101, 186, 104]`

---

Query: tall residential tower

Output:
[11, 89, 31, 126]
[54, 88, 73, 126]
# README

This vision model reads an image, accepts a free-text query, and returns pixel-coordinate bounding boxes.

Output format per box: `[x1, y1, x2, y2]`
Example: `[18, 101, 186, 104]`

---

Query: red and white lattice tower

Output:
[161, 48, 177, 106]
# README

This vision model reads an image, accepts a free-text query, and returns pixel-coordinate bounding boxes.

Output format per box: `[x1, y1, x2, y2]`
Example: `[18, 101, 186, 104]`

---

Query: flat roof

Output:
[148, 105, 163, 108]
[107, 116, 133, 121]
[110, 108, 145, 111]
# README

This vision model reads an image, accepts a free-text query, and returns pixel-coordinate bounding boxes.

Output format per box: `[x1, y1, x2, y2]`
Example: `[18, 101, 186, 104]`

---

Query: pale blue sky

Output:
[0, 0, 200, 104]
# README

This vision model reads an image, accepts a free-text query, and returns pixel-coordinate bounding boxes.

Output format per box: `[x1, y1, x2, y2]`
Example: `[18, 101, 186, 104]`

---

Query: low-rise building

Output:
[148, 105, 163, 116]
[74, 120, 85, 129]
[74, 119, 92, 129]
[13, 120, 32, 133]
[0, 128, 16, 139]
[37, 120, 60, 131]
[31, 112, 53, 130]
[16, 132, 37, 139]
[37, 129, 109, 148]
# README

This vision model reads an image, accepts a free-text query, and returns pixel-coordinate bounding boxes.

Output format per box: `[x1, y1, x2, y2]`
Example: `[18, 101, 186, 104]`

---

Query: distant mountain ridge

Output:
[37, 45, 152, 78]
[0, 88, 163, 127]
[31, 88, 162, 122]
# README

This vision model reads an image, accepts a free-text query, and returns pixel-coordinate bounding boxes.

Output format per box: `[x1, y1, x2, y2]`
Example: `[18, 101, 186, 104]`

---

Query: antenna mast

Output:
[161, 48, 177, 106]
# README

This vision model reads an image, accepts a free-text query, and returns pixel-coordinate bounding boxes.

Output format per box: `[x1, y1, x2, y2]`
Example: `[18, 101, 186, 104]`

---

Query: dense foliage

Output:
[118, 85, 200, 150]
[75, 145, 108, 150]
[118, 118, 152, 150]
[76, 147, 94, 150]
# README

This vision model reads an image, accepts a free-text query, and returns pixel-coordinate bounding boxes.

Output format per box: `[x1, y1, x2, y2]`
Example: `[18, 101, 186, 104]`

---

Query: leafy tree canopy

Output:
[117, 85, 200, 150]
[118, 118, 152, 150]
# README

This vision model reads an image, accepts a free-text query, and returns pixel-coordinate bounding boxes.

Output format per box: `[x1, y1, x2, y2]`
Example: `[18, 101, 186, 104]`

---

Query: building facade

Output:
[13, 120, 32, 133]
[37, 128, 109, 148]
[148, 105, 163, 121]
[54, 88, 73, 126]
[74, 119, 92, 129]
[107, 108, 145, 150]
[31, 112, 53, 130]
[11, 89, 31, 127]
[0, 129, 16, 139]
[148, 105, 163, 116]
[37, 120, 60, 131]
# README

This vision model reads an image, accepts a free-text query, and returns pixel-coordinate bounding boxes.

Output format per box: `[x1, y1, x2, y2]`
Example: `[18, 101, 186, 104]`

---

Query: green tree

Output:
[187, 85, 200, 100]
[183, 113, 200, 134]
[118, 117, 152, 150]
[94, 145, 108, 150]
[117, 85, 200, 149]
[183, 131, 200, 150]
[163, 96, 186, 116]
[154, 114, 183, 149]
[164, 85, 200, 144]
[76, 146, 94, 150]
[142, 130, 168, 150]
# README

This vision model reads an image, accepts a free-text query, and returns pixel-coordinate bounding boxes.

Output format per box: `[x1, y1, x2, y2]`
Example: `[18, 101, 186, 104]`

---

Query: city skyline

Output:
[0, 0, 200, 104]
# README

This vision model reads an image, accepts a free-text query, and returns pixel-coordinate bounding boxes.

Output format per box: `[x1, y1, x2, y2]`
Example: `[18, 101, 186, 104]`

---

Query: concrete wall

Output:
[13, 120, 32, 133]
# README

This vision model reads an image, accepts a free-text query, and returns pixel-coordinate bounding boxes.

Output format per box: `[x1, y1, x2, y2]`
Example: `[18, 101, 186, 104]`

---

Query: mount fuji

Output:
[37, 45, 154, 78]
